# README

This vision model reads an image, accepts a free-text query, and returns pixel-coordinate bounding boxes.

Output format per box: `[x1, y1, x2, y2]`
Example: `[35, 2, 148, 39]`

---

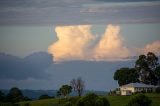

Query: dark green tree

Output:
[6, 87, 30, 103]
[135, 52, 159, 85]
[70, 77, 85, 96]
[114, 68, 139, 86]
[114, 52, 160, 86]
[155, 65, 160, 85]
[7, 87, 24, 102]
[59, 85, 72, 98]
[126, 94, 152, 106]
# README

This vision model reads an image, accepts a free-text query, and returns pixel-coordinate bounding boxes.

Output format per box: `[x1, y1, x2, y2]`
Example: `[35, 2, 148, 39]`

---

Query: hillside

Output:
[19, 93, 160, 106]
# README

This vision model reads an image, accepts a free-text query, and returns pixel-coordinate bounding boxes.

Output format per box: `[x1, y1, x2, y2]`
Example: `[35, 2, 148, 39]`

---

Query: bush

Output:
[95, 97, 110, 106]
[76, 93, 98, 106]
[126, 94, 152, 106]
[76, 93, 110, 106]
[38, 94, 53, 100]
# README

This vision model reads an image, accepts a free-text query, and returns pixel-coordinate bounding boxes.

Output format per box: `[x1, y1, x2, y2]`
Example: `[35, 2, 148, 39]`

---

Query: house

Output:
[119, 83, 156, 95]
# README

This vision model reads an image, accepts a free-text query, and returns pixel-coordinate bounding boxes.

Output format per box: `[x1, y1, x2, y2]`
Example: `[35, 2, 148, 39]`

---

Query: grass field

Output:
[19, 93, 160, 106]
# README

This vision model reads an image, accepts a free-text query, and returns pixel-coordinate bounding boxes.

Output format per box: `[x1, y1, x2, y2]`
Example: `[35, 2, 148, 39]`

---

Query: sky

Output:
[0, 0, 160, 91]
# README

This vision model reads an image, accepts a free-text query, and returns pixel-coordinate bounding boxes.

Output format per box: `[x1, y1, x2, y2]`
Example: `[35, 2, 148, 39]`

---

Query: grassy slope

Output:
[19, 93, 160, 106]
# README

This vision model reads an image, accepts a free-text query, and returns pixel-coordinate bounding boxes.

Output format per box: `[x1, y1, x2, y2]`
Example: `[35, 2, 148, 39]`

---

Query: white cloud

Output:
[93, 25, 130, 60]
[48, 24, 130, 61]
[142, 40, 160, 55]
[48, 25, 95, 61]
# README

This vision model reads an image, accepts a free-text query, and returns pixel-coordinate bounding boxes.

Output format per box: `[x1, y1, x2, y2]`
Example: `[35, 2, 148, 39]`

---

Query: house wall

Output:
[120, 87, 134, 95]
[120, 86, 155, 95]
[134, 87, 153, 92]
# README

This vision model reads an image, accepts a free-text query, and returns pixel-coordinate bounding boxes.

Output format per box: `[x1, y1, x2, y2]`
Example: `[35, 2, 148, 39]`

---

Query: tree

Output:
[114, 68, 139, 86]
[58, 85, 72, 98]
[114, 52, 160, 86]
[155, 65, 160, 85]
[126, 94, 152, 106]
[135, 52, 159, 85]
[6, 87, 30, 103]
[7, 87, 24, 103]
[147, 52, 159, 70]
[70, 77, 85, 96]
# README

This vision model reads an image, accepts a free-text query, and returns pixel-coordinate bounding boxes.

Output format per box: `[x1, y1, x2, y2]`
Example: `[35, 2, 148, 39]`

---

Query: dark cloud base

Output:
[0, 52, 135, 90]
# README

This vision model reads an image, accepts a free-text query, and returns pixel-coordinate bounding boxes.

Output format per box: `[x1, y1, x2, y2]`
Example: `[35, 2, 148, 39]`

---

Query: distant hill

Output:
[1, 89, 56, 100]
[0, 89, 107, 100]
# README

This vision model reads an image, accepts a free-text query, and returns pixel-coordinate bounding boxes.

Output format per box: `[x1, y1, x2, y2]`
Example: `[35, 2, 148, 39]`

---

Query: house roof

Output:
[120, 83, 156, 88]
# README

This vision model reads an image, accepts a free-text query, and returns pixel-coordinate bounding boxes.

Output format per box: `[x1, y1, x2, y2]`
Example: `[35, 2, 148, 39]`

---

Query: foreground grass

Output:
[107, 93, 160, 106]
[19, 93, 160, 106]
[19, 98, 59, 106]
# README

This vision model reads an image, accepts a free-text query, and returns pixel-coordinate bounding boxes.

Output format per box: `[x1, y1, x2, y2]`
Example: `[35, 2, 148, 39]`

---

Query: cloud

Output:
[0, 52, 52, 80]
[48, 24, 130, 61]
[0, 0, 160, 25]
[48, 25, 95, 61]
[142, 40, 160, 55]
[94, 25, 130, 60]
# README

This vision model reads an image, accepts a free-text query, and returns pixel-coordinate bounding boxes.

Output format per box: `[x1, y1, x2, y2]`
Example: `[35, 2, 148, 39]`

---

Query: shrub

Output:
[38, 94, 52, 100]
[126, 94, 152, 106]
[76, 93, 98, 106]
[76, 93, 110, 106]
[95, 97, 110, 106]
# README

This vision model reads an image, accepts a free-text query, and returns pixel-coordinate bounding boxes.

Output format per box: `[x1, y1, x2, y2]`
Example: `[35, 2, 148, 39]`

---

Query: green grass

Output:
[19, 93, 160, 106]
[19, 98, 59, 106]
[108, 93, 160, 106]
[107, 95, 131, 106]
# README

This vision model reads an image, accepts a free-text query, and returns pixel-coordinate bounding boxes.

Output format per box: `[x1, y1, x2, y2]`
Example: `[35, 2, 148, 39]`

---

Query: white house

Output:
[119, 83, 156, 95]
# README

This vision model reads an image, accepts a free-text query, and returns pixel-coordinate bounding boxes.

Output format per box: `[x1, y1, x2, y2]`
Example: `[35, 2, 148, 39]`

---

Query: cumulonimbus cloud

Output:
[93, 25, 130, 60]
[48, 24, 131, 61]
[48, 25, 95, 61]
